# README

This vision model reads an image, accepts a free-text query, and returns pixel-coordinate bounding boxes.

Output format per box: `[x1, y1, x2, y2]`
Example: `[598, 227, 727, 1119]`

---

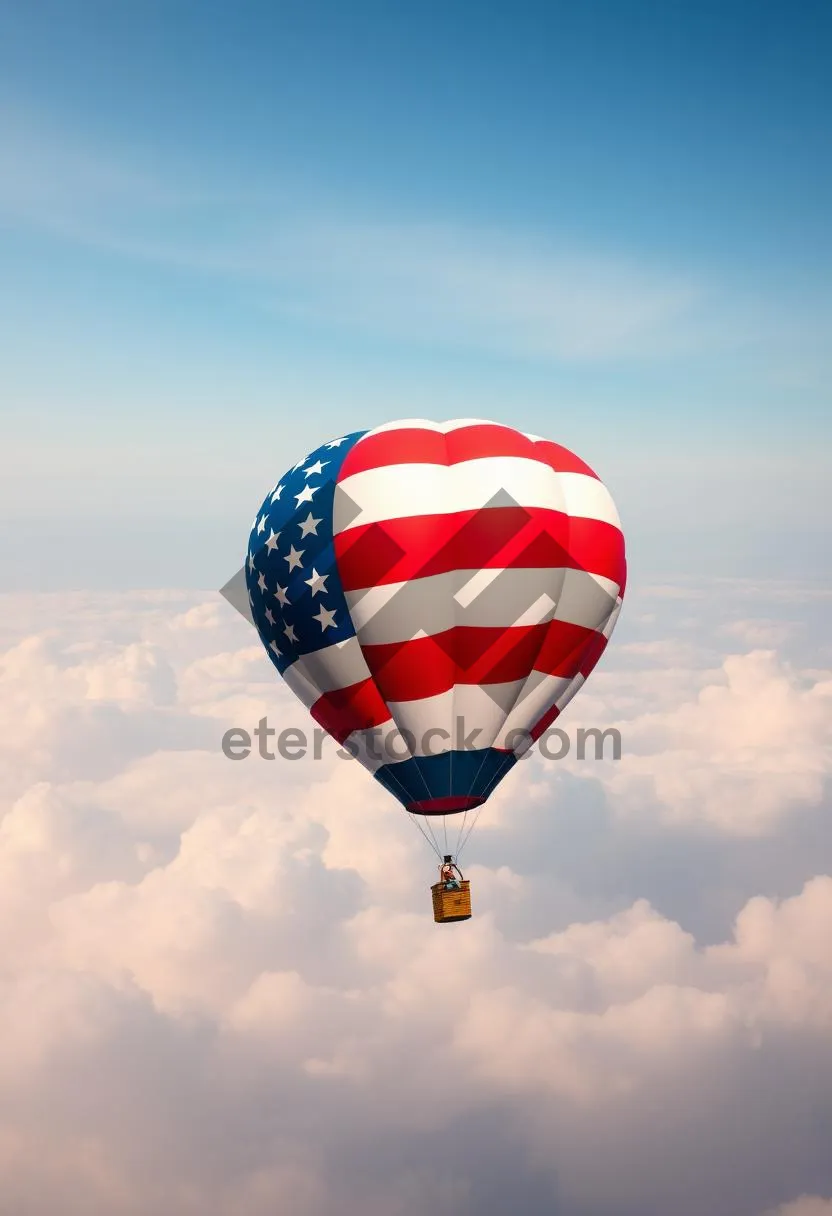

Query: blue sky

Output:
[1, 0, 830, 589]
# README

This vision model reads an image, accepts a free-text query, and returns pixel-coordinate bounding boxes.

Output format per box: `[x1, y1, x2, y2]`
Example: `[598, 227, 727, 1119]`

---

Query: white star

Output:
[284, 545, 304, 571]
[256, 514, 267, 535]
[298, 513, 322, 538]
[304, 459, 328, 478]
[257, 572, 267, 592]
[294, 484, 318, 507]
[292, 456, 306, 472]
[247, 552, 256, 574]
[283, 623, 298, 643]
[270, 483, 284, 503]
[274, 584, 290, 606]
[265, 529, 280, 553]
[313, 605, 337, 631]
[304, 568, 328, 597]
[269, 639, 282, 656]
[265, 607, 276, 625]
[325, 436, 347, 448]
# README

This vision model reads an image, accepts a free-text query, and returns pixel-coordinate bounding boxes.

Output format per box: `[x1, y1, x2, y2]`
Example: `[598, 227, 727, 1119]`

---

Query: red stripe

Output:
[407, 795, 484, 815]
[528, 632, 612, 743]
[310, 679, 392, 745]
[358, 621, 604, 704]
[529, 703, 562, 742]
[532, 440, 598, 480]
[307, 621, 615, 746]
[338, 424, 600, 480]
[578, 629, 611, 679]
[334, 507, 625, 591]
[534, 619, 607, 679]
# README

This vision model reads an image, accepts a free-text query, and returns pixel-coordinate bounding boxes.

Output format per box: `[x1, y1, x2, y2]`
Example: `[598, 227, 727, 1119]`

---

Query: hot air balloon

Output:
[245, 418, 626, 922]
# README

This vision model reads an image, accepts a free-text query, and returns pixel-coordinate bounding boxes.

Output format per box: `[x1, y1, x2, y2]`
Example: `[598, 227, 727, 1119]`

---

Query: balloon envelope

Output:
[245, 419, 626, 815]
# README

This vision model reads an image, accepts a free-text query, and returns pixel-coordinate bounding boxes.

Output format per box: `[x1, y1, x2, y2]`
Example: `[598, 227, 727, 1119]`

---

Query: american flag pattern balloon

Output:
[245, 418, 626, 815]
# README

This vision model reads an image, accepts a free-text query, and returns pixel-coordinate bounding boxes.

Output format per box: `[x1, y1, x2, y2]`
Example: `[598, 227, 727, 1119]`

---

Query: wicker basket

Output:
[431, 880, 472, 923]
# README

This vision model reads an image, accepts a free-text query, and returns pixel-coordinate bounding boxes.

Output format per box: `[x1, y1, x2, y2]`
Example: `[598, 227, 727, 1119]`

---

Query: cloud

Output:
[722, 618, 797, 647]
[546, 647, 832, 835]
[0, 586, 831, 1214]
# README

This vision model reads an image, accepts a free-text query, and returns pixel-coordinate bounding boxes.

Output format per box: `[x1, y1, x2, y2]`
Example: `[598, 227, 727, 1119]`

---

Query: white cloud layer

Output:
[573, 648, 832, 833]
[0, 583, 830, 1215]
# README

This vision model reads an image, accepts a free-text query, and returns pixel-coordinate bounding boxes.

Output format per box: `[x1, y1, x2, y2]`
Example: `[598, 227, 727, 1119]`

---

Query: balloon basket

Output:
[431, 880, 472, 924]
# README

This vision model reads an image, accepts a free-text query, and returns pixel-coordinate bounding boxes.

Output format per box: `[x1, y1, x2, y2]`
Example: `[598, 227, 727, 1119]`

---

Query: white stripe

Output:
[285, 637, 371, 697]
[342, 680, 530, 772]
[501, 673, 585, 754]
[344, 567, 619, 646]
[559, 472, 620, 526]
[281, 663, 321, 710]
[454, 567, 501, 610]
[387, 683, 527, 753]
[551, 571, 622, 632]
[601, 596, 623, 640]
[342, 719, 402, 774]
[334, 459, 619, 532]
[550, 671, 589, 722]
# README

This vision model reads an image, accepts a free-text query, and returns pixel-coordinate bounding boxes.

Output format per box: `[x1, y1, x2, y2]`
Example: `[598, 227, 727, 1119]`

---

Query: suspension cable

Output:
[407, 811, 443, 860]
